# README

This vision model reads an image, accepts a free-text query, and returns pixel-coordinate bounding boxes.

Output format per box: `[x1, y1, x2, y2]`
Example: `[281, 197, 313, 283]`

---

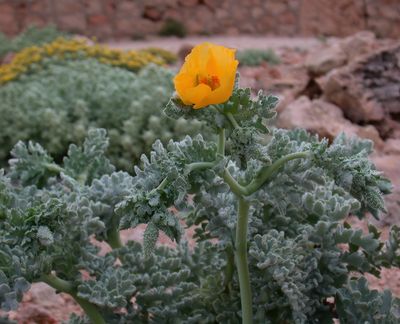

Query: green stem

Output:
[222, 168, 248, 196]
[226, 112, 240, 129]
[43, 163, 65, 174]
[218, 128, 225, 156]
[185, 161, 216, 174]
[151, 177, 169, 193]
[223, 244, 235, 291]
[235, 197, 253, 324]
[184, 127, 225, 174]
[147, 176, 170, 198]
[41, 274, 74, 293]
[77, 172, 88, 185]
[245, 151, 309, 195]
[41, 274, 106, 324]
[107, 227, 123, 249]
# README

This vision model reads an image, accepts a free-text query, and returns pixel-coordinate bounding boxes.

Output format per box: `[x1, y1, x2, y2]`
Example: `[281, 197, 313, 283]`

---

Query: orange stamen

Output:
[197, 74, 220, 90]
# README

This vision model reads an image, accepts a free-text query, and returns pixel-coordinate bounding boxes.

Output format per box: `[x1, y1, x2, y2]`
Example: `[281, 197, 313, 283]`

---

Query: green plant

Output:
[237, 49, 281, 66]
[159, 19, 187, 38]
[0, 75, 399, 323]
[0, 60, 206, 170]
[0, 25, 68, 58]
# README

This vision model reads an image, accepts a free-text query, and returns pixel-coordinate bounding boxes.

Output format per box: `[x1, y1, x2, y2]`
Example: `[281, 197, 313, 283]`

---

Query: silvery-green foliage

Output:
[116, 135, 219, 245]
[77, 267, 136, 308]
[8, 141, 56, 187]
[0, 61, 207, 170]
[164, 85, 277, 134]
[63, 128, 115, 184]
[0, 26, 68, 57]
[163, 85, 399, 322]
[336, 277, 400, 323]
[0, 83, 399, 323]
[236, 49, 281, 67]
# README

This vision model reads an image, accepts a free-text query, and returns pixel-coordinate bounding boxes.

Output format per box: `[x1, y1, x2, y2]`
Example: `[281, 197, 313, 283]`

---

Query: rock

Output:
[252, 64, 310, 100]
[28, 283, 66, 308]
[374, 118, 400, 139]
[305, 43, 347, 75]
[7, 283, 82, 323]
[251, 7, 264, 19]
[54, 0, 84, 15]
[88, 14, 109, 26]
[322, 43, 400, 123]
[0, 2, 19, 35]
[277, 96, 384, 149]
[117, 0, 141, 15]
[179, 0, 198, 6]
[339, 31, 378, 61]
[366, 0, 400, 38]
[143, 6, 163, 21]
[265, 1, 287, 15]
[10, 304, 58, 324]
[321, 69, 385, 123]
[58, 13, 87, 33]
[299, 0, 366, 37]
[356, 125, 385, 151]
[384, 139, 400, 155]
[203, 0, 220, 9]
[277, 97, 337, 138]
[23, 15, 48, 29]
[83, 0, 103, 15]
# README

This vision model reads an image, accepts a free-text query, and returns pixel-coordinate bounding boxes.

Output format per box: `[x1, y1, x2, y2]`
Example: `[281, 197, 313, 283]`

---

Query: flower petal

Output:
[174, 72, 196, 104]
[186, 84, 212, 108]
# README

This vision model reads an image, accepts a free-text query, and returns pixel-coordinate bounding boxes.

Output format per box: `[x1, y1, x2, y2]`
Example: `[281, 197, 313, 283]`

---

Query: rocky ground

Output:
[5, 33, 400, 323]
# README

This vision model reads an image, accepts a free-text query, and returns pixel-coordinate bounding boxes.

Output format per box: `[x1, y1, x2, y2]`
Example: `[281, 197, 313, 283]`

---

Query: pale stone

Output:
[339, 31, 378, 61]
[322, 43, 400, 123]
[277, 96, 384, 149]
[305, 43, 347, 75]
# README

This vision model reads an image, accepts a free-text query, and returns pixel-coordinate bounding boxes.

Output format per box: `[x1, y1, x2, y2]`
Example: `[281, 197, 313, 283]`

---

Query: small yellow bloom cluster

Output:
[138, 47, 178, 64]
[0, 38, 177, 85]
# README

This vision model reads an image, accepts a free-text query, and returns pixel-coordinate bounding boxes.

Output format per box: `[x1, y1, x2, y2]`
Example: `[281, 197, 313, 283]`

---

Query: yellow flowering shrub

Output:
[174, 42, 238, 109]
[138, 47, 178, 64]
[0, 37, 177, 85]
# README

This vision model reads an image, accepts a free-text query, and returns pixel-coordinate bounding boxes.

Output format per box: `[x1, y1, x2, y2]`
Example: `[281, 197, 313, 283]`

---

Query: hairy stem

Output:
[149, 177, 169, 195]
[185, 127, 225, 173]
[218, 128, 226, 156]
[41, 274, 106, 324]
[43, 163, 65, 174]
[235, 197, 253, 324]
[185, 161, 216, 174]
[223, 244, 235, 291]
[226, 112, 240, 129]
[107, 227, 123, 249]
[106, 211, 123, 249]
[245, 151, 310, 195]
[222, 168, 248, 196]
[41, 274, 74, 294]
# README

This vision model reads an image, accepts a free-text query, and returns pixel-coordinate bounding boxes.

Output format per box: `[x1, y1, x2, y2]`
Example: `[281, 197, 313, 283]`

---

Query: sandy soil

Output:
[106, 35, 321, 52]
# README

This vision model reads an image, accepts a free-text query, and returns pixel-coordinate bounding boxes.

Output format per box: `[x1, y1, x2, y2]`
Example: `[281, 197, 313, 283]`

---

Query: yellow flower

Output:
[174, 42, 238, 109]
[0, 37, 175, 85]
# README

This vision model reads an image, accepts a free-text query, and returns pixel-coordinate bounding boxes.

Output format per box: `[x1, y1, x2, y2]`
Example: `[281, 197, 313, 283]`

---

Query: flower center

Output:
[196, 74, 220, 90]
